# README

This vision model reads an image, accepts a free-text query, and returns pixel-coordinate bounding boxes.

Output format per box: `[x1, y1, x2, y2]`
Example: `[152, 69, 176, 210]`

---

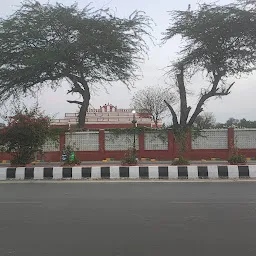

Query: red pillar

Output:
[228, 127, 234, 157]
[59, 134, 65, 160]
[99, 129, 105, 160]
[139, 131, 145, 160]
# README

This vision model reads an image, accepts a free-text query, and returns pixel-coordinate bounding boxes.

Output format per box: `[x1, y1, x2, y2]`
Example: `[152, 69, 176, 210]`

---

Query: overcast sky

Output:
[1, 0, 255, 123]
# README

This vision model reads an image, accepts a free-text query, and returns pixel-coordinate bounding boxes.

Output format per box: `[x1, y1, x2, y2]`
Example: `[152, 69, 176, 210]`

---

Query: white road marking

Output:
[0, 201, 41, 204]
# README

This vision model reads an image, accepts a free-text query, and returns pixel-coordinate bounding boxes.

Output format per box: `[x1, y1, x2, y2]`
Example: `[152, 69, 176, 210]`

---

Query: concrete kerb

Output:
[0, 165, 254, 180]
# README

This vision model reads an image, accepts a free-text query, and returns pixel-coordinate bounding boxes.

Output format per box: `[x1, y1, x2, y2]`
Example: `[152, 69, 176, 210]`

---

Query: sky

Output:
[0, 0, 255, 123]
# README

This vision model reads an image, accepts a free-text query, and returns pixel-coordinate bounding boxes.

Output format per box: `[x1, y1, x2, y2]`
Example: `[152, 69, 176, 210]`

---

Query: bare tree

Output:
[131, 86, 176, 128]
[194, 112, 216, 129]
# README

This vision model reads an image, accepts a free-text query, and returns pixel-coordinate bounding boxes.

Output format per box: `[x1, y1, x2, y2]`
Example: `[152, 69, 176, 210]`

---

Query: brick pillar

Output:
[139, 131, 145, 160]
[59, 134, 65, 161]
[99, 129, 105, 160]
[228, 127, 234, 156]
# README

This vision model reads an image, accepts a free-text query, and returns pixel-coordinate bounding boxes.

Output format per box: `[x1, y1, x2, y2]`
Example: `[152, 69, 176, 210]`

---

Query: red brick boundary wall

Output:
[1, 128, 256, 162]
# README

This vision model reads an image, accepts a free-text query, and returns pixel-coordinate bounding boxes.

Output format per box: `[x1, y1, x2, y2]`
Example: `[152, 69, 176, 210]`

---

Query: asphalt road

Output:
[1, 182, 256, 255]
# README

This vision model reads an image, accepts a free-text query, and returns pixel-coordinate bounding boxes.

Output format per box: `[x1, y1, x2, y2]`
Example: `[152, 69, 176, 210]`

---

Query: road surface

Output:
[0, 181, 256, 255]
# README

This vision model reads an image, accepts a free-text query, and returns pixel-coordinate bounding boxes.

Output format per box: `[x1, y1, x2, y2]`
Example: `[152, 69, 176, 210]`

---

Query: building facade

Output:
[51, 103, 161, 129]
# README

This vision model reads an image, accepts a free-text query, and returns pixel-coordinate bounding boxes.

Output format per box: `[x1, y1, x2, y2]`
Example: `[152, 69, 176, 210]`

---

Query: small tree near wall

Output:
[131, 86, 176, 128]
[0, 106, 54, 165]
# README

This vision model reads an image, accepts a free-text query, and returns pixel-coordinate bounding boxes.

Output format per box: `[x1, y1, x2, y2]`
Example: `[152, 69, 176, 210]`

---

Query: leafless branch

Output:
[67, 100, 83, 105]
[164, 100, 178, 125]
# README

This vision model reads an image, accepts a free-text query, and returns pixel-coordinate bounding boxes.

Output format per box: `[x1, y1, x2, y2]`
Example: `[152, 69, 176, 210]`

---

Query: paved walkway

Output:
[1, 160, 256, 167]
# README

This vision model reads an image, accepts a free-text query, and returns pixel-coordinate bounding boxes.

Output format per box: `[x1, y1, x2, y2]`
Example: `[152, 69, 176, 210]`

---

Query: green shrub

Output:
[63, 155, 81, 165]
[228, 154, 246, 165]
[228, 139, 247, 165]
[62, 145, 81, 165]
[121, 148, 137, 165]
[0, 106, 53, 166]
[172, 156, 190, 165]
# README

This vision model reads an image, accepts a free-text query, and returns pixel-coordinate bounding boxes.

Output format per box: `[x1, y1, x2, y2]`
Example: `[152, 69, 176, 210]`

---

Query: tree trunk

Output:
[172, 124, 190, 157]
[177, 66, 190, 126]
[78, 83, 90, 130]
[152, 116, 158, 128]
[78, 104, 87, 130]
[67, 77, 91, 130]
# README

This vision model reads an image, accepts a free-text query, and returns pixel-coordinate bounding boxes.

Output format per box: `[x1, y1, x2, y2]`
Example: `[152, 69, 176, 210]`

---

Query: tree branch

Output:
[188, 74, 221, 126]
[164, 100, 178, 125]
[67, 100, 83, 105]
[67, 75, 85, 95]
[188, 79, 234, 126]
[67, 85, 82, 94]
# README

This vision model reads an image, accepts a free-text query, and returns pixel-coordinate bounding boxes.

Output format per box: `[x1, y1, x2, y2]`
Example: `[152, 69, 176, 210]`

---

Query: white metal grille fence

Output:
[192, 129, 228, 149]
[65, 132, 99, 151]
[144, 132, 168, 150]
[42, 140, 60, 152]
[105, 132, 139, 151]
[234, 129, 256, 149]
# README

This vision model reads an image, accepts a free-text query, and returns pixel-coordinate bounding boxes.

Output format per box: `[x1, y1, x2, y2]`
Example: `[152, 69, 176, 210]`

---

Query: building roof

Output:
[51, 103, 162, 128]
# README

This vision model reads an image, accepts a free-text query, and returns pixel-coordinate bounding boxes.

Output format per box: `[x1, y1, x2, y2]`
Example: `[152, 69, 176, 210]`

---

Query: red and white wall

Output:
[1, 128, 256, 162]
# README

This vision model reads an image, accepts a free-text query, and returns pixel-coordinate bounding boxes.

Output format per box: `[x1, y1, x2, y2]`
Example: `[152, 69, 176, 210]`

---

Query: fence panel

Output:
[234, 129, 256, 149]
[42, 140, 60, 152]
[144, 132, 168, 150]
[105, 132, 139, 151]
[192, 129, 228, 149]
[65, 132, 99, 151]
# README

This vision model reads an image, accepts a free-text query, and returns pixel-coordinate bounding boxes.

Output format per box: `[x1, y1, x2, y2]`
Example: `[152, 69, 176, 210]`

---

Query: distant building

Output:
[51, 103, 161, 129]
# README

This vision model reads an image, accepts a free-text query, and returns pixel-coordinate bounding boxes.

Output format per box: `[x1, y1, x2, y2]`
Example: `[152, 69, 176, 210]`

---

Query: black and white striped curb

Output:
[0, 166, 256, 180]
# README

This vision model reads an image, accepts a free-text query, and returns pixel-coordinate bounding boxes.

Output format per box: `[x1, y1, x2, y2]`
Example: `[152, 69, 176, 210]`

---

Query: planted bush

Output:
[0, 106, 56, 166]
[62, 145, 81, 166]
[121, 148, 137, 165]
[228, 140, 247, 165]
[228, 154, 246, 165]
[172, 156, 190, 165]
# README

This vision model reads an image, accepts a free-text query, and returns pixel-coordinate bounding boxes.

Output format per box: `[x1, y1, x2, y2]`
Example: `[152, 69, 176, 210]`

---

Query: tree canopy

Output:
[163, 0, 256, 129]
[216, 117, 256, 128]
[0, 1, 152, 128]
